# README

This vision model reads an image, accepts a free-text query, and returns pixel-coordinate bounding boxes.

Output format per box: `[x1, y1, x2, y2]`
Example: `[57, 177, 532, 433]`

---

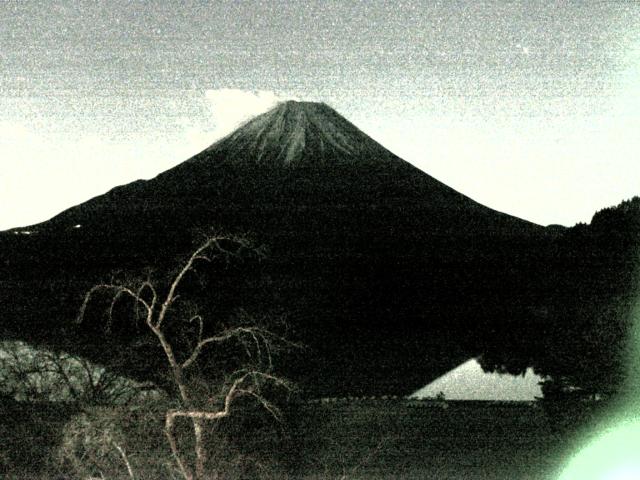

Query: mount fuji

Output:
[0, 101, 583, 396]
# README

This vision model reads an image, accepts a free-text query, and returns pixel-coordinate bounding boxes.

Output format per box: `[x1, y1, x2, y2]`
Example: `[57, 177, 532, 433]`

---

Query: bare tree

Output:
[77, 236, 294, 480]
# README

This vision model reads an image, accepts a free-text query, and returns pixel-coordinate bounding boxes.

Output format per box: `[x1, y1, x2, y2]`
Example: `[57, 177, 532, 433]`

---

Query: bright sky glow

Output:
[557, 268, 640, 478]
[558, 419, 640, 480]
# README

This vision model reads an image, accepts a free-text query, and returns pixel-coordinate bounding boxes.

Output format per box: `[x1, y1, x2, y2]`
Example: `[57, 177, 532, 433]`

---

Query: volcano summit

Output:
[203, 100, 396, 166]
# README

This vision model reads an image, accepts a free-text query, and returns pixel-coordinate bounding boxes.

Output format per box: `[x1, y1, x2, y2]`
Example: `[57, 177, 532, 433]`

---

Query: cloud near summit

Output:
[204, 89, 299, 140]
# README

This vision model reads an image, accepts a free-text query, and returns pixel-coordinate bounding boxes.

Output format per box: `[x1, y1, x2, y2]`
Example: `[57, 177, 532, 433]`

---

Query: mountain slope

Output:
[33, 101, 538, 235]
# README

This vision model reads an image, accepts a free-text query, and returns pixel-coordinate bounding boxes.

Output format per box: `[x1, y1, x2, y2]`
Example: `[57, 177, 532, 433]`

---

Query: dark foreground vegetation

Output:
[1, 397, 605, 479]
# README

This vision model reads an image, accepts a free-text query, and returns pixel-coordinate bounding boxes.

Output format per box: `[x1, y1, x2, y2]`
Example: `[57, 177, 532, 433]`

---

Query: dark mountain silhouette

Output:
[0, 101, 635, 397]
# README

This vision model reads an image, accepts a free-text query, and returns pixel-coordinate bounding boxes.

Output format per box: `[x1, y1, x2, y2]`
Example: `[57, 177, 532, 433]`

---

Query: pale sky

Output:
[1, 0, 639, 231]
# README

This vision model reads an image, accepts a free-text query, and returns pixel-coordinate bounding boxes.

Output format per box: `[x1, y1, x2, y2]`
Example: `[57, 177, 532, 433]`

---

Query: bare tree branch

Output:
[112, 442, 136, 480]
[156, 237, 224, 329]
[182, 326, 271, 370]
[76, 236, 294, 480]
[77, 284, 151, 326]
[135, 280, 158, 323]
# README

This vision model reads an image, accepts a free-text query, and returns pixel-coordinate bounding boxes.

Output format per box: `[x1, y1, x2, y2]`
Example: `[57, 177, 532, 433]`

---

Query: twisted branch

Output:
[76, 236, 292, 480]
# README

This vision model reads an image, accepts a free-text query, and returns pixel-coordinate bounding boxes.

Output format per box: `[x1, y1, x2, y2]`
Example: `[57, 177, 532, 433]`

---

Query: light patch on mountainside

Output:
[412, 358, 543, 401]
[0, 340, 162, 403]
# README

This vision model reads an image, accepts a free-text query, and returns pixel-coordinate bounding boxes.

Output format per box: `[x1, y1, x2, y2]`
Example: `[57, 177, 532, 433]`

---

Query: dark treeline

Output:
[480, 196, 640, 397]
